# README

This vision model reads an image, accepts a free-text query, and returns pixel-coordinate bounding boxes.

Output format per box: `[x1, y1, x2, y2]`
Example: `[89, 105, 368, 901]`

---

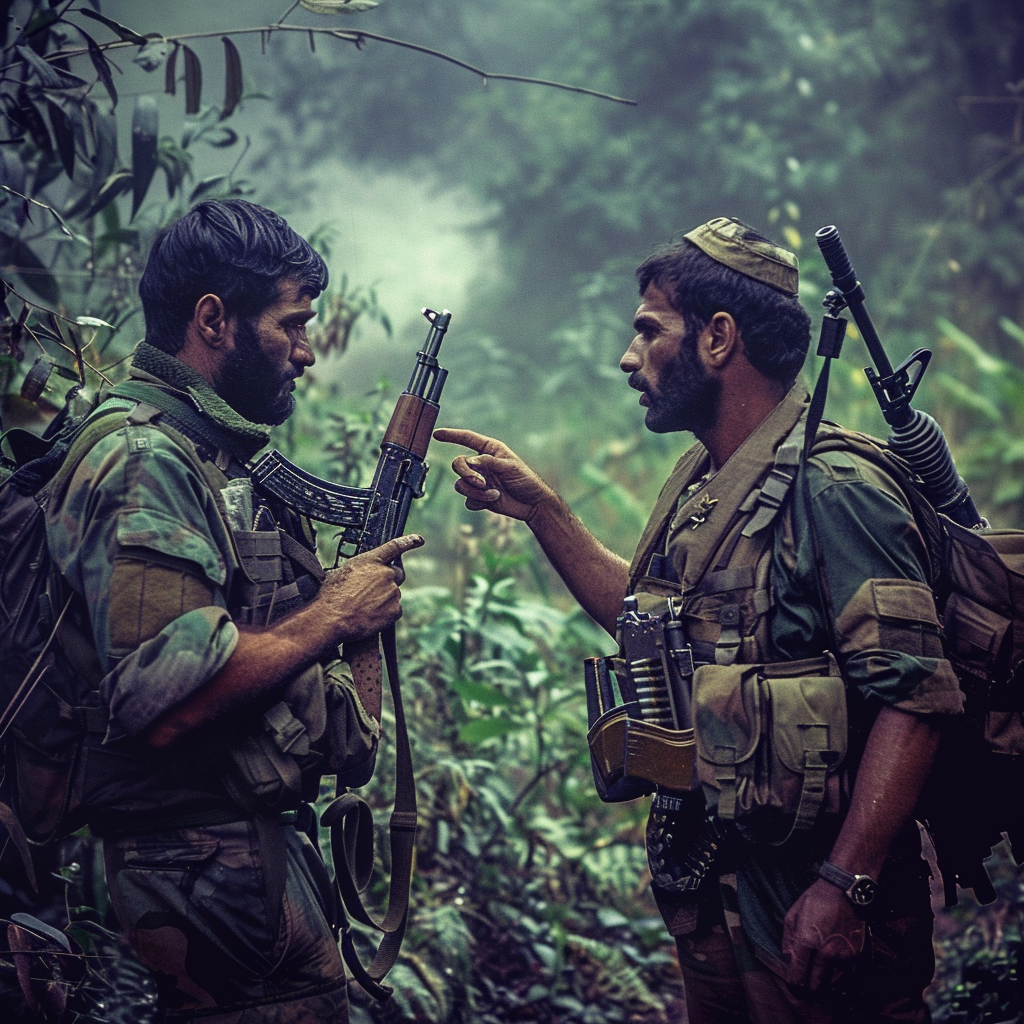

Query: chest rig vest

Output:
[627, 400, 806, 670]
[94, 383, 333, 816]
[588, 388, 858, 849]
[586, 389, 865, 904]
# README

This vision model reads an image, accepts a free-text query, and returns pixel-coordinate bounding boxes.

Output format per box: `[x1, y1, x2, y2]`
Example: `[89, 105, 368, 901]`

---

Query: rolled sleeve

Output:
[101, 607, 239, 740]
[775, 450, 963, 717]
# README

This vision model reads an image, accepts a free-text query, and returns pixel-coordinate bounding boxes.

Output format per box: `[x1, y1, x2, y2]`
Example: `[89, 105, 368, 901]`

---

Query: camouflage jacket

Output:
[44, 343, 379, 827]
[629, 384, 962, 961]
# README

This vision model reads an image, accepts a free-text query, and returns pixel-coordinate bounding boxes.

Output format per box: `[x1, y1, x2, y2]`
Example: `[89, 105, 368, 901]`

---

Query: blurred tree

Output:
[0, 0, 629, 433]
[265, 0, 1024, 522]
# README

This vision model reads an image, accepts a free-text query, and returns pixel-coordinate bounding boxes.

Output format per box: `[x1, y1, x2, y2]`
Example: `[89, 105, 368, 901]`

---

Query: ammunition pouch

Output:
[584, 595, 703, 802]
[692, 653, 849, 842]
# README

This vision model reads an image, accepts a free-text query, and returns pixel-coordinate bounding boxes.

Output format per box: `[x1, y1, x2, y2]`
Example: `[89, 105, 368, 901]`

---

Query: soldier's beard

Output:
[643, 335, 721, 437]
[217, 318, 296, 426]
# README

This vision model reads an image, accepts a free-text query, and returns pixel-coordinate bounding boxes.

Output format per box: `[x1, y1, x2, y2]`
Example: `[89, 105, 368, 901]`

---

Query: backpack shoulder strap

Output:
[628, 445, 710, 589]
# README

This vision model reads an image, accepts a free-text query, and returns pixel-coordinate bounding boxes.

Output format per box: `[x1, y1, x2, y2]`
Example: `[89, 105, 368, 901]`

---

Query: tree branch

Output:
[8, 22, 637, 106]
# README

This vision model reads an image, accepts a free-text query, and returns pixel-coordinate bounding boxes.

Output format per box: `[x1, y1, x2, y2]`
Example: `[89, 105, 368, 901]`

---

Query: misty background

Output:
[3, 2, 1024, 1020]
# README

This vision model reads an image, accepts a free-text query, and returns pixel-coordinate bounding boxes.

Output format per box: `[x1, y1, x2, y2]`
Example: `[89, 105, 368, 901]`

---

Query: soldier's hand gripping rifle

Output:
[814, 226, 984, 529]
[249, 307, 452, 1001]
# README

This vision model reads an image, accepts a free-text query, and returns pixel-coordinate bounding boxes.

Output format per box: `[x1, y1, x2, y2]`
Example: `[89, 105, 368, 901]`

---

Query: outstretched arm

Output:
[434, 427, 628, 634]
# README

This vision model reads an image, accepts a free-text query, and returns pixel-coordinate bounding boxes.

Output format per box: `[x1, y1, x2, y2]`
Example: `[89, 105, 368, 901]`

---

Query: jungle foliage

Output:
[2, 0, 1024, 1021]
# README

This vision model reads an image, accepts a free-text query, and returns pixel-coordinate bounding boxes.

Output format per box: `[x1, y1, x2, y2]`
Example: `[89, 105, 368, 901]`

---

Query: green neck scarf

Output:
[129, 342, 271, 461]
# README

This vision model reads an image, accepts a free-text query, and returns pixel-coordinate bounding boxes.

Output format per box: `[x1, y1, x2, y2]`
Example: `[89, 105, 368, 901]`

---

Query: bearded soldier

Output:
[436, 218, 961, 1023]
[43, 199, 421, 1022]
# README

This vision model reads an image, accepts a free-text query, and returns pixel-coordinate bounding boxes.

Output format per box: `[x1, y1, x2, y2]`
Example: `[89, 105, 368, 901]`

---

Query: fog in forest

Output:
[3, 3, 1024, 1020]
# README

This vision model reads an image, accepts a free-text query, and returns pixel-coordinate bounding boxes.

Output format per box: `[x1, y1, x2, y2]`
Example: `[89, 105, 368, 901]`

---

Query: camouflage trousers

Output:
[103, 817, 348, 1022]
[673, 870, 934, 1024]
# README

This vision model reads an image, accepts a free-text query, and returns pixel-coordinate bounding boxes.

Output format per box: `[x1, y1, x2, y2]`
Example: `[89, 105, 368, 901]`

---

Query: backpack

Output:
[915, 512, 1024, 905]
[0, 381, 216, 869]
[0, 399, 138, 877]
[800, 340, 1024, 908]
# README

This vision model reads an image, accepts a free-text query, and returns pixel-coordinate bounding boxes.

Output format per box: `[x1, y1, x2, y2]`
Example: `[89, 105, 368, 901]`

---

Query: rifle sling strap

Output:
[321, 622, 417, 1002]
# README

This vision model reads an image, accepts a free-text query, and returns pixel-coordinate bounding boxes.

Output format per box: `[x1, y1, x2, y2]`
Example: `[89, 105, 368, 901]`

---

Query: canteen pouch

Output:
[692, 653, 847, 842]
[585, 656, 697, 801]
[221, 663, 326, 813]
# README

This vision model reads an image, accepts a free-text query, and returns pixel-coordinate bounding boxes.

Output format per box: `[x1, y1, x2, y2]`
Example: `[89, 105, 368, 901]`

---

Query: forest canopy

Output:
[2, 1, 1024, 1021]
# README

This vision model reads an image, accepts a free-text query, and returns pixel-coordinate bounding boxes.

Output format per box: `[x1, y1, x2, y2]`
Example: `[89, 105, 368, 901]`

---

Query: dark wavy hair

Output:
[635, 229, 810, 387]
[138, 199, 328, 353]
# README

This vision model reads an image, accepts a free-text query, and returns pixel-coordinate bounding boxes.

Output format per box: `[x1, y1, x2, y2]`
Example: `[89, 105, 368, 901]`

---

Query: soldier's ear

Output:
[194, 294, 231, 349]
[703, 311, 741, 369]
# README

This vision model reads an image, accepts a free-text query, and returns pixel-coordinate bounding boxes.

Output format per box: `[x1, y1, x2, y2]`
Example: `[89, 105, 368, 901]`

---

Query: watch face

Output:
[848, 876, 877, 906]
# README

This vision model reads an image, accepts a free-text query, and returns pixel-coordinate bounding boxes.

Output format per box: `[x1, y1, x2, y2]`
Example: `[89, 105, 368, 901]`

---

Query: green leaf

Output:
[189, 175, 227, 202]
[458, 718, 527, 744]
[6, 90, 53, 155]
[931, 372, 1002, 424]
[452, 677, 513, 708]
[300, 0, 380, 12]
[165, 43, 179, 96]
[999, 317, 1024, 351]
[75, 316, 114, 329]
[596, 907, 630, 928]
[183, 45, 202, 115]
[77, 9, 148, 44]
[45, 99, 76, 179]
[221, 36, 243, 119]
[80, 28, 118, 108]
[4, 239, 59, 305]
[935, 316, 1004, 375]
[90, 109, 118, 187]
[206, 127, 239, 149]
[15, 44, 68, 89]
[133, 38, 172, 73]
[131, 95, 158, 219]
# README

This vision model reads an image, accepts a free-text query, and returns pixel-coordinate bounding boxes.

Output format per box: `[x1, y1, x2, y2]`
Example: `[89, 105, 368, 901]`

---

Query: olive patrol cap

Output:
[683, 216, 800, 296]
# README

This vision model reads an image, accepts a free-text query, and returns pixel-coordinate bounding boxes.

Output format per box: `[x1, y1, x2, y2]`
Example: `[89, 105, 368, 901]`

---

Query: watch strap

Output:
[817, 859, 877, 906]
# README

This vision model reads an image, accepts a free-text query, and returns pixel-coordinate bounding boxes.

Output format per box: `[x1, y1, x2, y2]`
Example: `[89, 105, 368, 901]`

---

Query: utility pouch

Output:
[221, 664, 326, 813]
[940, 522, 1024, 756]
[584, 596, 701, 802]
[692, 653, 848, 842]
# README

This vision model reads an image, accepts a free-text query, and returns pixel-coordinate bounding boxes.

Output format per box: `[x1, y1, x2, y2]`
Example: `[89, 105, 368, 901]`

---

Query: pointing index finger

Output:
[433, 427, 503, 456]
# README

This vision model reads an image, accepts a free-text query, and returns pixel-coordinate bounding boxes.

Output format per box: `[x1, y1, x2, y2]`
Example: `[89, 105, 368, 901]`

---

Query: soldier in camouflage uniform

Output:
[436, 218, 962, 1022]
[44, 199, 423, 1022]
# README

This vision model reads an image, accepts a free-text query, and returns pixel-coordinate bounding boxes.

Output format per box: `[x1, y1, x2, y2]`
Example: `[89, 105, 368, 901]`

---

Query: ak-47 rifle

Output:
[251, 307, 452, 1002]
[251, 306, 451, 547]
[813, 226, 984, 529]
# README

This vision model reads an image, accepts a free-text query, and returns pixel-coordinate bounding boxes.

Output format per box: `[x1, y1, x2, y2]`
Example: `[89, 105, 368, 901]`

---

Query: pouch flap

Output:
[693, 663, 761, 766]
[872, 578, 937, 623]
[767, 673, 847, 774]
[944, 590, 1010, 662]
[233, 529, 284, 583]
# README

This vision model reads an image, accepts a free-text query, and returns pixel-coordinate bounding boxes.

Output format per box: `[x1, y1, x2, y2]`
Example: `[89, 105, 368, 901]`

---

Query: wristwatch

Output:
[816, 860, 878, 907]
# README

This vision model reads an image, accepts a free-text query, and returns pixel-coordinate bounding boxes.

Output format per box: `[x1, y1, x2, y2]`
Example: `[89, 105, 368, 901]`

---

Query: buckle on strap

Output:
[390, 810, 419, 832]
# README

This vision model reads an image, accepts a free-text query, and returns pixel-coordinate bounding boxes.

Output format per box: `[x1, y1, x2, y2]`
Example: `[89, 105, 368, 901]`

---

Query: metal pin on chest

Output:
[689, 493, 718, 529]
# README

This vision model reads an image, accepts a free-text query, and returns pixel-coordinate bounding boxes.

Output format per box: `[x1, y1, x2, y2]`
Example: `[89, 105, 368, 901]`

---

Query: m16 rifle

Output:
[251, 307, 452, 1001]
